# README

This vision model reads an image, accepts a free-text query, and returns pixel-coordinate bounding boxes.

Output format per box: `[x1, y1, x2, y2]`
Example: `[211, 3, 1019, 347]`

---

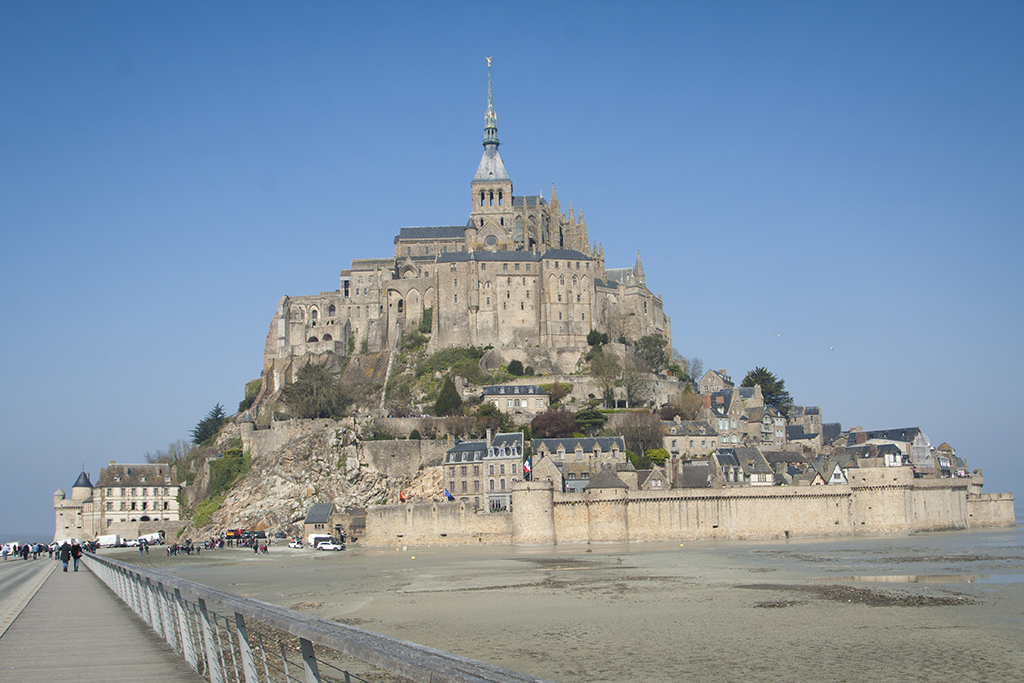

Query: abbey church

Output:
[262, 64, 670, 395]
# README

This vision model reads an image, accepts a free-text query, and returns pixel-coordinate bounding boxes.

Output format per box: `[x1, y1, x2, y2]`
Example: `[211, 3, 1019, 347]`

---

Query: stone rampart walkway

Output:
[0, 561, 205, 682]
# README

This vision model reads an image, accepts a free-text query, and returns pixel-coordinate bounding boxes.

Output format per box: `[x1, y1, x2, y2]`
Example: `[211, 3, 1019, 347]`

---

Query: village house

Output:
[532, 436, 627, 493]
[481, 384, 549, 415]
[443, 431, 525, 510]
[662, 419, 720, 457]
[698, 369, 734, 395]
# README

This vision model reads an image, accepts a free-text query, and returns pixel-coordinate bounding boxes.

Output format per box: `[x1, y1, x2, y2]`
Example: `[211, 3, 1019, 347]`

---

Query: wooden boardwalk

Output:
[0, 561, 206, 682]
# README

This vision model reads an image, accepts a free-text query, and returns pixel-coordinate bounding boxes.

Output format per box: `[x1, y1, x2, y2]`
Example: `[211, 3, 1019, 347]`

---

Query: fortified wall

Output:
[360, 469, 1016, 546]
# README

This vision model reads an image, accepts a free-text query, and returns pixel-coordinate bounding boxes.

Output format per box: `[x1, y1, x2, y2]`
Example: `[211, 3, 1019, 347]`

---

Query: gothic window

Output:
[514, 216, 523, 242]
[480, 191, 485, 207]
[328, 305, 335, 316]
[559, 275, 564, 286]
[311, 309, 318, 320]
[397, 300, 403, 313]
[489, 190, 494, 206]
[572, 275, 578, 286]
[498, 190, 503, 205]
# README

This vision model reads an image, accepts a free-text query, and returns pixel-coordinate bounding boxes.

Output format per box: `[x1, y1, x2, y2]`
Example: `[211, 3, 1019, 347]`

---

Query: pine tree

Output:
[434, 376, 463, 416]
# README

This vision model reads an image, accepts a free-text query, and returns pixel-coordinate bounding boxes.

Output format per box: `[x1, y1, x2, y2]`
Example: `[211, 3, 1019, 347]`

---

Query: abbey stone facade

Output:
[262, 65, 670, 396]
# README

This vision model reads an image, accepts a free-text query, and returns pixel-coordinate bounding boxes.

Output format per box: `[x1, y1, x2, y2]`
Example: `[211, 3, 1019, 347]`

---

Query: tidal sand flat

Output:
[116, 527, 1024, 683]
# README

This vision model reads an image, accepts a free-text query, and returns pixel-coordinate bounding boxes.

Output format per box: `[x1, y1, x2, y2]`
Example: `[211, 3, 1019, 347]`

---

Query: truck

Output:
[96, 534, 121, 548]
[137, 531, 165, 545]
[307, 534, 332, 548]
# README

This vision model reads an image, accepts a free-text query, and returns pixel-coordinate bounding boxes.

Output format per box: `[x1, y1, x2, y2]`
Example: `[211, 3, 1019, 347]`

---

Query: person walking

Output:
[70, 540, 82, 572]
[59, 541, 71, 572]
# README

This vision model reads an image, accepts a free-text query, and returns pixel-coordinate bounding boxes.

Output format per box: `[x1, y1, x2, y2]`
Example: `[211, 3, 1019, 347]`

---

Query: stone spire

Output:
[473, 58, 508, 182]
[635, 251, 645, 284]
[483, 57, 499, 148]
[578, 210, 589, 253]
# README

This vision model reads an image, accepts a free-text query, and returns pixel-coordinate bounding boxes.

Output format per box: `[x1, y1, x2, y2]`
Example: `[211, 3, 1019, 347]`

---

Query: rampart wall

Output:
[362, 470, 1015, 547]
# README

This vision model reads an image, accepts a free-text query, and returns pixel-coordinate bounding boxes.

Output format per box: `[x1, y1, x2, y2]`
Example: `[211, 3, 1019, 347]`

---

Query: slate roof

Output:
[733, 447, 773, 476]
[822, 423, 842, 444]
[304, 503, 335, 525]
[482, 385, 548, 396]
[786, 426, 820, 441]
[445, 432, 525, 464]
[533, 436, 626, 454]
[73, 471, 93, 489]
[474, 146, 509, 181]
[511, 195, 547, 207]
[663, 420, 717, 437]
[790, 406, 820, 417]
[395, 226, 466, 241]
[95, 463, 177, 488]
[851, 427, 922, 443]
[761, 451, 809, 464]
[437, 250, 542, 263]
[539, 249, 590, 261]
[678, 458, 713, 488]
[584, 466, 628, 490]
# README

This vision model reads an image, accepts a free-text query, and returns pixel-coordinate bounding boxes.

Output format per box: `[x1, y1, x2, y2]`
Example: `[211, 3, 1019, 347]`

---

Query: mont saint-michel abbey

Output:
[263, 65, 669, 392]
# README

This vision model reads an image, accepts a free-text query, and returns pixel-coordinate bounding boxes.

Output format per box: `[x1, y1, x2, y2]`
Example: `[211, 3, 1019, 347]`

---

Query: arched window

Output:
[322, 334, 333, 341]
[514, 216, 523, 243]
[572, 275, 578, 285]
[489, 190, 494, 206]
[559, 275, 565, 286]
[498, 190, 503, 205]
[397, 300, 404, 313]
[311, 309, 318, 320]
[307, 336, 319, 343]
[480, 191, 485, 206]
[328, 305, 336, 316]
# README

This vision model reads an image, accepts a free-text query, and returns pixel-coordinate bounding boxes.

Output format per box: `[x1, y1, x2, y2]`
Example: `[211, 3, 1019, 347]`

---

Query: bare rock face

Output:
[193, 425, 436, 538]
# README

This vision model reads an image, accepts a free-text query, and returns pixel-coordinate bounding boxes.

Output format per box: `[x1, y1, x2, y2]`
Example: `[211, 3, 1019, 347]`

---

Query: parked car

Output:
[316, 540, 345, 551]
[288, 540, 303, 549]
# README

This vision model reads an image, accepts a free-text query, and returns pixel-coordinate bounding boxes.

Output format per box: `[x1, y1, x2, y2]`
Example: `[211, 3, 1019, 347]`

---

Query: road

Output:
[0, 558, 55, 638]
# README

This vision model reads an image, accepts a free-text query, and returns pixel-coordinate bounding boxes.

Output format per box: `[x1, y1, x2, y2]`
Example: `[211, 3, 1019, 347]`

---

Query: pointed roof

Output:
[585, 465, 628, 490]
[634, 251, 645, 284]
[473, 58, 509, 182]
[73, 471, 93, 489]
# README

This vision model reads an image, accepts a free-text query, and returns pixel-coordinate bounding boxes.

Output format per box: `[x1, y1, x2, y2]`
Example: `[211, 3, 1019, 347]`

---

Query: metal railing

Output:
[84, 554, 555, 683]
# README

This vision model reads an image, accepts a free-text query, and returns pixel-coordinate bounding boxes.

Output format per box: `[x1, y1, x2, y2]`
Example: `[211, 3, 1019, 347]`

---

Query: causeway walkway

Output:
[0, 560, 205, 682]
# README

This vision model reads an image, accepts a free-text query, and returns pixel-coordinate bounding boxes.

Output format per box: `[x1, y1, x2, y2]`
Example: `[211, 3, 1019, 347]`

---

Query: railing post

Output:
[176, 588, 200, 672]
[234, 612, 260, 683]
[300, 637, 322, 683]
[133, 572, 151, 625]
[145, 578, 163, 638]
[198, 598, 225, 683]
[159, 583, 178, 652]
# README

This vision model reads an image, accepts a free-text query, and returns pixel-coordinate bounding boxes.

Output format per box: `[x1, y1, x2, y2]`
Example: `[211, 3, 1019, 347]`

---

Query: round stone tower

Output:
[54, 487, 66, 506]
[71, 471, 93, 501]
[511, 479, 556, 545]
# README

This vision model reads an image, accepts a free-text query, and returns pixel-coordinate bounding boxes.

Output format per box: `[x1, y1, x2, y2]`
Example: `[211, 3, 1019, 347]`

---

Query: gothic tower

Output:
[468, 59, 514, 251]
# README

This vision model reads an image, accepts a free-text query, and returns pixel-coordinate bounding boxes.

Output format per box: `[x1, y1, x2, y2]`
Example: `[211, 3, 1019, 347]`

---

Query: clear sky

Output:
[1, 2, 1021, 538]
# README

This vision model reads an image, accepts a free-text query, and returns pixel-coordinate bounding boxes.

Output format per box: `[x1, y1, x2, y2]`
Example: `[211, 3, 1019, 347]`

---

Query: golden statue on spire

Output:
[486, 56, 492, 67]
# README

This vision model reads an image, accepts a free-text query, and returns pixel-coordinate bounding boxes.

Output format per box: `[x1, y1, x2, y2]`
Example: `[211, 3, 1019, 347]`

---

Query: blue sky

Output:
[2, 2, 1021, 538]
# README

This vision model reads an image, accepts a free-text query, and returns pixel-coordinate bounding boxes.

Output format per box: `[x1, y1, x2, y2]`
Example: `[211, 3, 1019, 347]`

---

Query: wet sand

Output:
[114, 528, 1024, 683]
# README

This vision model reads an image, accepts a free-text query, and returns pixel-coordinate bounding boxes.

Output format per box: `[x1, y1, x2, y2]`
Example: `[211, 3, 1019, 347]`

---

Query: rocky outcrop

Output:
[188, 421, 443, 539]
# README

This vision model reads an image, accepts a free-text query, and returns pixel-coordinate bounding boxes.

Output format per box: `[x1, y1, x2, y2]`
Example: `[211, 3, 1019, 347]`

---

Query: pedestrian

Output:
[144, 540, 149, 555]
[59, 541, 71, 572]
[21, 544, 29, 561]
[71, 541, 82, 571]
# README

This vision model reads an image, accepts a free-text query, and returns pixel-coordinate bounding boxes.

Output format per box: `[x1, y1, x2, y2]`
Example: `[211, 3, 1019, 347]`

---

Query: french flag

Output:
[523, 457, 531, 480]
[444, 488, 454, 501]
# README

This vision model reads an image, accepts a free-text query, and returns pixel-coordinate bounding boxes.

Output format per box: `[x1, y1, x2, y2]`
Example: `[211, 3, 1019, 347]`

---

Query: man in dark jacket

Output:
[70, 541, 82, 572]
[59, 542, 71, 572]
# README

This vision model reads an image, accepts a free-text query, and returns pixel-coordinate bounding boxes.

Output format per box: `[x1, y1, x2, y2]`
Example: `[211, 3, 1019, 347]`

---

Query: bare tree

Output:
[621, 353, 651, 407]
[619, 411, 664, 458]
[688, 357, 704, 382]
[590, 350, 620, 408]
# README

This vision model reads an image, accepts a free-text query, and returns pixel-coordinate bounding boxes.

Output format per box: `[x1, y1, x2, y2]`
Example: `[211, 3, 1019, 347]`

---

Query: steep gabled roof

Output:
[584, 466, 628, 490]
[304, 503, 335, 525]
[73, 471, 93, 488]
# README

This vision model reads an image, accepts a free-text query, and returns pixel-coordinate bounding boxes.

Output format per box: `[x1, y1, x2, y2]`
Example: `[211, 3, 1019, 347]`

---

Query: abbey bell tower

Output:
[467, 58, 514, 251]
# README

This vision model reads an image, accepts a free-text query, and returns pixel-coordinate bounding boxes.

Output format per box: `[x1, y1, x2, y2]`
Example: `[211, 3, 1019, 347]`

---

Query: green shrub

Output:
[418, 307, 433, 334]
[194, 495, 224, 527]
[238, 379, 262, 412]
[404, 330, 428, 351]
[208, 449, 251, 498]
[409, 429, 421, 440]
[508, 360, 524, 376]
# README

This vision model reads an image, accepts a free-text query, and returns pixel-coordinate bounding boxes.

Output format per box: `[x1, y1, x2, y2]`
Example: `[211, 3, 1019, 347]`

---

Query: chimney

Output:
[486, 428, 493, 448]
